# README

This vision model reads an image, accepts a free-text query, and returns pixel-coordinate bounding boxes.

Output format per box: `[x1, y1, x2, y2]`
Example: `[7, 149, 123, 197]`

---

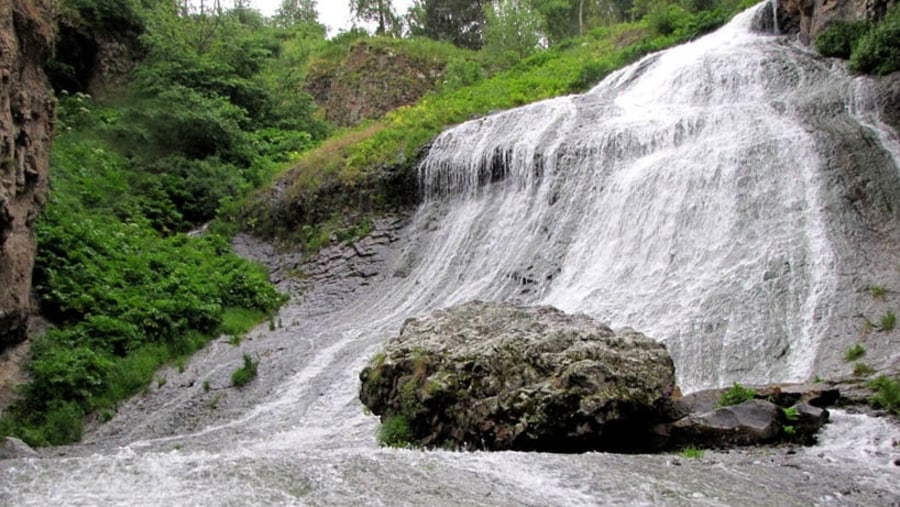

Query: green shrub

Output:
[231, 354, 259, 387]
[717, 383, 756, 407]
[781, 406, 799, 422]
[379, 414, 414, 448]
[679, 446, 704, 458]
[850, 5, 900, 75]
[815, 20, 870, 59]
[845, 344, 866, 361]
[868, 375, 900, 414]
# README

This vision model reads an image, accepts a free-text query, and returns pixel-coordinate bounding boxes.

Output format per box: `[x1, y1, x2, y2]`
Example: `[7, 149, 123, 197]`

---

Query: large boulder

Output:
[359, 301, 676, 452]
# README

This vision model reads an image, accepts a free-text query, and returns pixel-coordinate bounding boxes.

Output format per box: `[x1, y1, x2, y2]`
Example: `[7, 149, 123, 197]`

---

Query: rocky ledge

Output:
[359, 301, 835, 452]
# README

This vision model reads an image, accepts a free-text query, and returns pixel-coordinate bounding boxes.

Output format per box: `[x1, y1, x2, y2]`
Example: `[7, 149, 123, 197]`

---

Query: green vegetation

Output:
[868, 375, 900, 415]
[850, 3, 900, 75]
[845, 344, 866, 361]
[231, 354, 260, 387]
[0, 85, 286, 448]
[717, 383, 756, 407]
[379, 414, 414, 447]
[880, 311, 896, 331]
[869, 285, 887, 299]
[240, 0, 755, 242]
[679, 446, 704, 458]
[853, 362, 876, 377]
[815, 20, 869, 59]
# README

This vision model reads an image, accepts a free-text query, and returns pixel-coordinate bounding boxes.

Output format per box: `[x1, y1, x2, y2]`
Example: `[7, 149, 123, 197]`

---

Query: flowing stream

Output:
[3, 4, 900, 505]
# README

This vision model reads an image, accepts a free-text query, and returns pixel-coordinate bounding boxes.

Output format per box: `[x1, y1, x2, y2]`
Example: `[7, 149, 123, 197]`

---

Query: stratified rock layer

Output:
[0, 0, 54, 349]
[359, 301, 677, 452]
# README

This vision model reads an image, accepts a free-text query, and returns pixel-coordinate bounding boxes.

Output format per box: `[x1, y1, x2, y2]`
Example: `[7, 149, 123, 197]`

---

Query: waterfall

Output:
[2, 4, 899, 506]
[409, 5, 900, 392]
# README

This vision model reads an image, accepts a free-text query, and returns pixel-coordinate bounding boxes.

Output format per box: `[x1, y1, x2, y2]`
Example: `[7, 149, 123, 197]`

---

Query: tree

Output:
[484, 0, 544, 58]
[274, 0, 319, 27]
[349, 0, 399, 35]
[416, 0, 489, 49]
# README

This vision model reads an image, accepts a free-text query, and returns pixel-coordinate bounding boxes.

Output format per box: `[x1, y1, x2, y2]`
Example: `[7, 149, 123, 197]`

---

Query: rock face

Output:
[0, 0, 55, 349]
[306, 41, 443, 128]
[0, 436, 38, 459]
[777, 0, 897, 43]
[359, 301, 677, 452]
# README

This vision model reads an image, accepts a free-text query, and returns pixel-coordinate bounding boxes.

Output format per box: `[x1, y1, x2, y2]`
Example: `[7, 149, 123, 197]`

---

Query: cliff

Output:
[780, 0, 897, 43]
[306, 41, 445, 127]
[0, 0, 54, 349]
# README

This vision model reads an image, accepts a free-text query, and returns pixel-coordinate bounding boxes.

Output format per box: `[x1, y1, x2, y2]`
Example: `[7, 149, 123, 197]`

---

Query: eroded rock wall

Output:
[0, 0, 54, 348]
[780, 0, 897, 43]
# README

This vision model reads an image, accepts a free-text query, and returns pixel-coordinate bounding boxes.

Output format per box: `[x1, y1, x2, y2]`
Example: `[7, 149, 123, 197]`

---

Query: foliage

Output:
[868, 375, 900, 415]
[815, 20, 870, 59]
[0, 100, 286, 446]
[679, 446, 704, 458]
[869, 285, 887, 299]
[241, 3, 749, 243]
[379, 414, 414, 447]
[853, 362, 875, 377]
[880, 311, 896, 331]
[231, 354, 260, 387]
[717, 383, 756, 407]
[781, 406, 799, 422]
[845, 344, 866, 361]
[483, 0, 546, 59]
[350, 0, 401, 35]
[849, 4, 900, 75]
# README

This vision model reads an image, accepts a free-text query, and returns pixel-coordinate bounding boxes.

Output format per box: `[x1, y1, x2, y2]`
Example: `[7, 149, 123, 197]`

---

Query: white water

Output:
[3, 4, 900, 505]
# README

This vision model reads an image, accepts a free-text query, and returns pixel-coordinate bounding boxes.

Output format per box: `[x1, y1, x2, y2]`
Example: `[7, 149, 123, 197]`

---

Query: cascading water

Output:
[2, 4, 899, 505]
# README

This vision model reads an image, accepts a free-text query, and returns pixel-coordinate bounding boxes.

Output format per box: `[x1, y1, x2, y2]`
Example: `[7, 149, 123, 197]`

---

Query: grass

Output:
[717, 383, 756, 407]
[679, 446, 704, 458]
[880, 311, 896, 331]
[853, 362, 876, 377]
[231, 353, 259, 387]
[869, 285, 887, 299]
[220, 307, 268, 336]
[868, 375, 900, 414]
[845, 344, 866, 361]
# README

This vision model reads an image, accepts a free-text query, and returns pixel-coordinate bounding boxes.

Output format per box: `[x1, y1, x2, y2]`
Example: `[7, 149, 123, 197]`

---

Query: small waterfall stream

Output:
[2, 4, 899, 505]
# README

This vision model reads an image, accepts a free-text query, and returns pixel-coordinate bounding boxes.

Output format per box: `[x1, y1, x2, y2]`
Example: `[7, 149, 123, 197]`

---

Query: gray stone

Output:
[670, 399, 782, 448]
[359, 301, 676, 452]
[0, 437, 38, 459]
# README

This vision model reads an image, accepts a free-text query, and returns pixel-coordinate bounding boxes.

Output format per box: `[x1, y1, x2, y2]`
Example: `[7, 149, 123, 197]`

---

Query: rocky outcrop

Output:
[0, 436, 38, 459]
[777, 0, 898, 43]
[306, 41, 444, 128]
[360, 302, 839, 452]
[359, 301, 677, 452]
[0, 0, 54, 349]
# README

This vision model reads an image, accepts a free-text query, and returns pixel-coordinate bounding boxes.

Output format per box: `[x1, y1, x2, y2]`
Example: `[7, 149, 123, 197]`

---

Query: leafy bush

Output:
[868, 375, 900, 414]
[815, 20, 870, 59]
[718, 383, 756, 407]
[231, 354, 259, 387]
[850, 4, 900, 75]
[379, 414, 414, 447]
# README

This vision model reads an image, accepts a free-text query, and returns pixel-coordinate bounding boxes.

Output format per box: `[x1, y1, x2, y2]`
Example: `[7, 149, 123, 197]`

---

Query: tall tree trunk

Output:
[579, 0, 584, 35]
